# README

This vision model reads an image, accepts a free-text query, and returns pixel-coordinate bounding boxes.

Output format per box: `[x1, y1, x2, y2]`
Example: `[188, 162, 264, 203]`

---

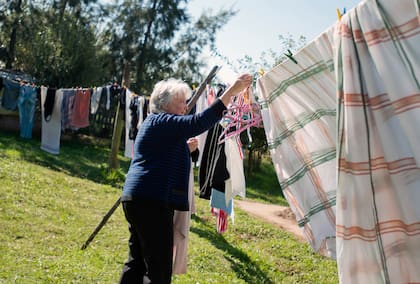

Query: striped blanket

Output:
[257, 0, 420, 282]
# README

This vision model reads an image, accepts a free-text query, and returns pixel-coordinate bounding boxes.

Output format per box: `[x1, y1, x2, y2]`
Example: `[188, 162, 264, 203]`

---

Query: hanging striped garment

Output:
[334, 0, 420, 283]
[256, 27, 338, 258]
[257, 0, 420, 282]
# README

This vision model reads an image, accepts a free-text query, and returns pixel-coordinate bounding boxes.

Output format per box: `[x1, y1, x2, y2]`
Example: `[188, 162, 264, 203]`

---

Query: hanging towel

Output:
[256, 26, 337, 258]
[41, 87, 63, 154]
[334, 0, 420, 283]
[71, 88, 90, 129]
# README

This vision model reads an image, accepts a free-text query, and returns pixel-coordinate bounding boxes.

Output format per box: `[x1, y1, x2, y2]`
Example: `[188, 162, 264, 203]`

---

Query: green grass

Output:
[244, 158, 288, 206]
[0, 130, 337, 283]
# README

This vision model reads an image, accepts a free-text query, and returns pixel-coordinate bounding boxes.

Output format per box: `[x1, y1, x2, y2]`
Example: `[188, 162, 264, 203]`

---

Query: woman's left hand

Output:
[187, 137, 198, 153]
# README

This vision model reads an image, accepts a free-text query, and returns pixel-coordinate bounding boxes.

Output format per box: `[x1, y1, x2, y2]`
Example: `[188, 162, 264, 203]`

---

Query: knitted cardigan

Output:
[122, 99, 226, 211]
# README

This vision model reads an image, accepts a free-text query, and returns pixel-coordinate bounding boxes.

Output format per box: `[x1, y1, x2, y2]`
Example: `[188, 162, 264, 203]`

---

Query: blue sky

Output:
[188, 0, 362, 81]
[102, 0, 363, 81]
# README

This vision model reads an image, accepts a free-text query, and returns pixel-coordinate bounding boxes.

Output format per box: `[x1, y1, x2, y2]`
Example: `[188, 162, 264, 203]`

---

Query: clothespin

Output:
[284, 49, 298, 64]
[192, 84, 196, 90]
[258, 68, 265, 76]
[336, 8, 342, 21]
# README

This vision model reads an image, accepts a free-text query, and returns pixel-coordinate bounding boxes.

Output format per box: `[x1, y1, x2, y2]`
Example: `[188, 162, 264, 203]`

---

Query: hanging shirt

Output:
[1, 79, 20, 111]
[71, 88, 90, 128]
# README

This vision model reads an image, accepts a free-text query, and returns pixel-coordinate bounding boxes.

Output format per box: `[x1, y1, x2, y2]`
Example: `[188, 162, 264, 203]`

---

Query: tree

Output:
[8, 1, 109, 87]
[0, 0, 25, 69]
[170, 8, 235, 84]
[104, 0, 235, 94]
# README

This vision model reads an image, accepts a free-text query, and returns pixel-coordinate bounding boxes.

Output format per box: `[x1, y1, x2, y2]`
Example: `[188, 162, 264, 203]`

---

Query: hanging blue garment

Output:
[1, 79, 20, 111]
[210, 188, 233, 215]
[17, 85, 38, 139]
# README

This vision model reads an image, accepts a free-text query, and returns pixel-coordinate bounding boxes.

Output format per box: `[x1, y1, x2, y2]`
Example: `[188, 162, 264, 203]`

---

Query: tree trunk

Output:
[256, 151, 262, 170]
[58, 0, 69, 21]
[247, 149, 254, 177]
[108, 62, 131, 169]
[135, 0, 158, 87]
[6, 0, 22, 69]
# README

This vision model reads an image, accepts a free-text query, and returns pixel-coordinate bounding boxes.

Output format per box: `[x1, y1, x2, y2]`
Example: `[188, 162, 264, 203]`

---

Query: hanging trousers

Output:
[18, 85, 37, 139]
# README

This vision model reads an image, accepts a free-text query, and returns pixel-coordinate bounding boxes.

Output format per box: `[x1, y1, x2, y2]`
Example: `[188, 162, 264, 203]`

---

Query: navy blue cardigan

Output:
[122, 99, 227, 211]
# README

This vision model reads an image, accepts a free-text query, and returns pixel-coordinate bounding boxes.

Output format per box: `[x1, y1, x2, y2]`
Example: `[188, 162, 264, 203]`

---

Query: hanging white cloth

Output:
[224, 137, 246, 208]
[173, 162, 196, 274]
[90, 86, 102, 115]
[257, 0, 420, 281]
[124, 89, 134, 158]
[196, 88, 210, 166]
[334, 0, 420, 282]
[256, 27, 338, 258]
[40, 87, 63, 155]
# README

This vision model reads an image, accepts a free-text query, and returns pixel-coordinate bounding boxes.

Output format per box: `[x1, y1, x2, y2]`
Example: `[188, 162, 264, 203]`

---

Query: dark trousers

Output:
[119, 199, 174, 284]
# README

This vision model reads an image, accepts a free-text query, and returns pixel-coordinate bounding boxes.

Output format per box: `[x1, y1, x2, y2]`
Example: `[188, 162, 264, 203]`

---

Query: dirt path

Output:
[235, 200, 304, 242]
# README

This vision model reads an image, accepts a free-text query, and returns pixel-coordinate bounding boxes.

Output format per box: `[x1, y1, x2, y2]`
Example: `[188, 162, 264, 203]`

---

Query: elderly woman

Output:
[119, 73, 253, 284]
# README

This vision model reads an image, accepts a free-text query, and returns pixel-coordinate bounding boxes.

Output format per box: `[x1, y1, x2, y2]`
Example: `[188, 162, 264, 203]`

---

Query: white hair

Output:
[149, 78, 192, 113]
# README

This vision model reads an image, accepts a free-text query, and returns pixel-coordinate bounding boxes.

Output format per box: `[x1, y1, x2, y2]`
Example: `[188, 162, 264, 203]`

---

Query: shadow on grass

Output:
[0, 130, 130, 188]
[191, 215, 275, 284]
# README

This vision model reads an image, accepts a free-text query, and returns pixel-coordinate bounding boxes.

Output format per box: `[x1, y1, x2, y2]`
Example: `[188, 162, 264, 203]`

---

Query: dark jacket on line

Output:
[121, 98, 227, 211]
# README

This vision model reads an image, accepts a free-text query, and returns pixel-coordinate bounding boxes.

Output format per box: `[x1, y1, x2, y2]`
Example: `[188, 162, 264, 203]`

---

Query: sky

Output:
[102, 0, 363, 82]
[187, 0, 362, 82]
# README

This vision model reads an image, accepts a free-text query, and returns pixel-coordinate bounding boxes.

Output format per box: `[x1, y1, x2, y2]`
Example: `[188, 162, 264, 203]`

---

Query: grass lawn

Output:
[0, 130, 338, 283]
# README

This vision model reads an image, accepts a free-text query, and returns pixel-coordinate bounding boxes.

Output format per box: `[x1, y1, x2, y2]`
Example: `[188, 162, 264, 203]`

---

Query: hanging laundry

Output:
[210, 188, 233, 215]
[198, 123, 229, 199]
[334, 0, 420, 283]
[211, 207, 229, 234]
[172, 155, 196, 274]
[17, 84, 38, 139]
[199, 85, 230, 200]
[71, 88, 91, 129]
[256, 26, 337, 258]
[224, 137, 246, 205]
[90, 86, 102, 115]
[105, 85, 111, 110]
[61, 89, 76, 130]
[43, 87, 56, 122]
[257, 0, 420, 282]
[1, 78, 20, 111]
[124, 90, 146, 159]
[40, 87, 63, 154]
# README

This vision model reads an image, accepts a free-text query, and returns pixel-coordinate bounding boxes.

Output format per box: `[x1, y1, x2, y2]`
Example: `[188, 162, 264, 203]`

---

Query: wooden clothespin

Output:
[284, 49, 298, 64]
[337, 7, 346, 21]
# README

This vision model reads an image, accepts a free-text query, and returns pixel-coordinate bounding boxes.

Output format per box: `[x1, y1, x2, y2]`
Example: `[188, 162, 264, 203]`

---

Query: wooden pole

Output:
[186, 65, 219, 114]
[108, 62, 131, 169]
[81, 197, 121, 250]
